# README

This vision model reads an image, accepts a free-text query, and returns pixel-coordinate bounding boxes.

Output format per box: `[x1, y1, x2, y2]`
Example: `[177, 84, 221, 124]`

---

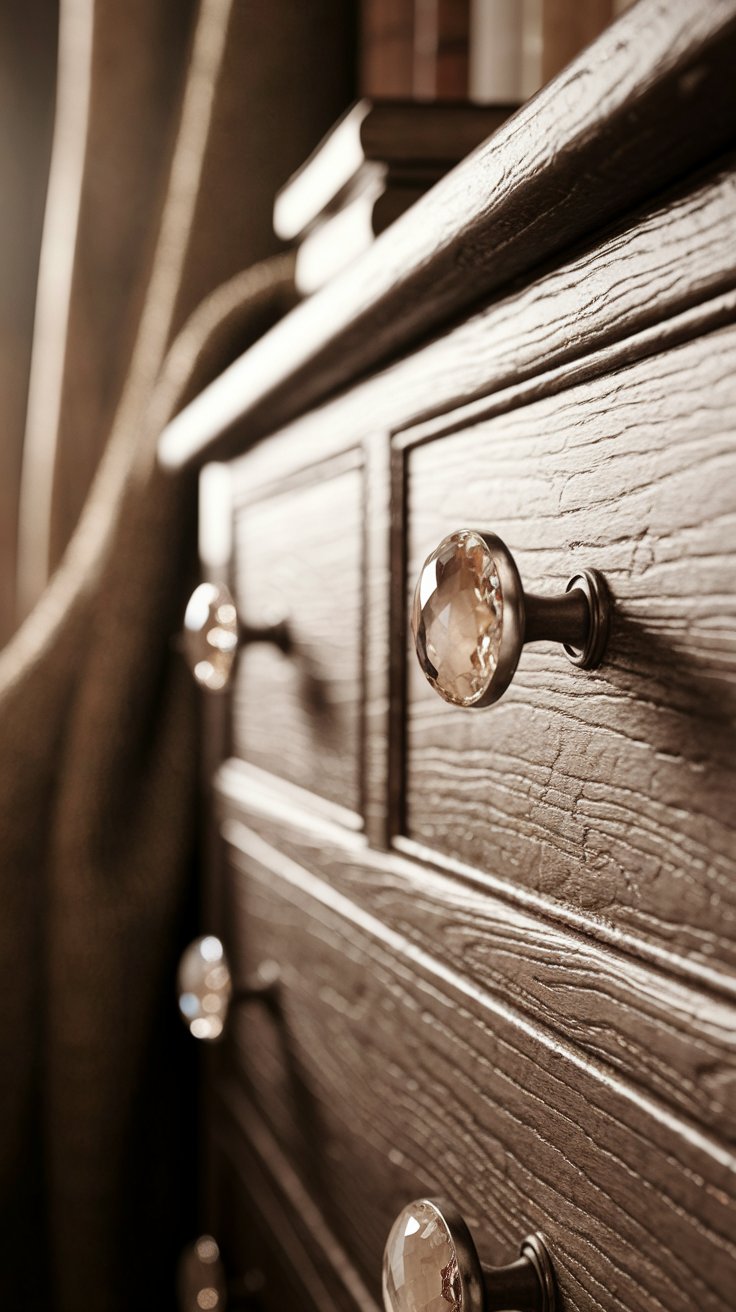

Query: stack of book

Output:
[359, 0, 625, 105]
[274, 98, 514, 295]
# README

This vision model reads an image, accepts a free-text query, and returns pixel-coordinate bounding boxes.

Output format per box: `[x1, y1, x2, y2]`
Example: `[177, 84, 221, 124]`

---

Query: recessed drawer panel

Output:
[232, 457, 363, 819]
[211, 1124, 373, 1312]
[403, 324, 736, 979]
[217, 820, 736, 1312]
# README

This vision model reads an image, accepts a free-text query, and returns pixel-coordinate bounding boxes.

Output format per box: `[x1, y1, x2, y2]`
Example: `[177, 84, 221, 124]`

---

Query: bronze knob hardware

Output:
[383, 1198, 556, 1312]
[412, 529, 610, 709]
[177, 936, 280, 1042]
[182, 581, 291, 692]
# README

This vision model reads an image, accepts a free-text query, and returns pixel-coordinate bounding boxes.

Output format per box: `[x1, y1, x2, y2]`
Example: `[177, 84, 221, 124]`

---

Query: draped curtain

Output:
[0, 4, 354, 1308]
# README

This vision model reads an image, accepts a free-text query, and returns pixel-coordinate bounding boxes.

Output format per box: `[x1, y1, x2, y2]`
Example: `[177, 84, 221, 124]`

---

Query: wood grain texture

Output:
[404, 325, 736, 976]
[214, 1102, 379, 1312]
[159, 0, 736, 469]
[217, 764, 736, 1143]
[362, 434, 394, 847]
[231, 459, 363, 817]
[218, 819, 736, 1312]
[225, 158, 736, 502]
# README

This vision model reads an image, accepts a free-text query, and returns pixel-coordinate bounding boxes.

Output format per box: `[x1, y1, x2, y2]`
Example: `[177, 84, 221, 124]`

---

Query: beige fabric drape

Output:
[0, 2, 352, 1308]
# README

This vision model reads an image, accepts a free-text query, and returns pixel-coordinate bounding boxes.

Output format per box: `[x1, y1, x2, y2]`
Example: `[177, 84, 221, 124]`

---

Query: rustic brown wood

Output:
[215, 1086, 377, 1312]
[214, 1104, 378, 1312]
[217, 764, 736, 1142]
[403, 324, 736, 977]
[185, 12, 736, 1305]
[218, 821, 736, 1312]
[231, 454, 364, 818]
[158, 0, 736, 471]
[362, 433, 394, 848]
[224, 157, 736, 501]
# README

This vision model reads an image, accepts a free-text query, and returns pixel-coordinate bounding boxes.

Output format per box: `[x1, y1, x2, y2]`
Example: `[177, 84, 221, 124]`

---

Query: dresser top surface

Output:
[158, 0, 736, 475]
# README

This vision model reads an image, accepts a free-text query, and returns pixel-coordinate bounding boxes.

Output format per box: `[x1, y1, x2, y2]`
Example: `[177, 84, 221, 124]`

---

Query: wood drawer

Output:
[210, 1119, 375, 1312]
[215, 792, 736, 1312]
[231, 453, 363, 821]
[403, 323, 736, 983]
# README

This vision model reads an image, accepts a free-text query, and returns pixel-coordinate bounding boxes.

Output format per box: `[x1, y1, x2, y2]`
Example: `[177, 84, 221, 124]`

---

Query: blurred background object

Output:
[0, 1, 57, 645]
[0, 4, 353, 1310]
[8, 0, 356, 630]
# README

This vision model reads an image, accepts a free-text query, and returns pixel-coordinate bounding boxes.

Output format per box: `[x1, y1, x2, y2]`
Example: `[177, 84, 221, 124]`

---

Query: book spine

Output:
[360, 0, 415, 96]
[469, 0, 525, 104]
[414, 0, 471, 100]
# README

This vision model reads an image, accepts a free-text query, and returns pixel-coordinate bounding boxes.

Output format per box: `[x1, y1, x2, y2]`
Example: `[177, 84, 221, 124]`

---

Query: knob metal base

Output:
[563, 568, 610, 669]
[523, 568, 610, 671]
[484, 1233, 556, 1312]
[519, 1233, 557, 1312]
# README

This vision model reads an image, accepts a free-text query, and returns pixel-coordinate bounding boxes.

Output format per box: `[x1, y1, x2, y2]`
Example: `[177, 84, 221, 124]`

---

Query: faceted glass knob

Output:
[412, 529, 609, 709]
[383, 1198, 556, 1312]
[183, 582, 239, 692]
[177, 936, 232, 1041]
[383, 1198, 484, 1312]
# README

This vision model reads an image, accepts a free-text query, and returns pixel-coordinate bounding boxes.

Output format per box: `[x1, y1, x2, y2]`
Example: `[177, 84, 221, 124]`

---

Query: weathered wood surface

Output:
[159, 1, 736, 470]
[225, 159, 736, 501]
[191, 22, 736, 1302]
[404, 325, 736, 978]
[214, 1099, 378, 1312]
[217, 763, 736, 1143]
[231, 458, 363, 817]
[219, 818, 736, 1312]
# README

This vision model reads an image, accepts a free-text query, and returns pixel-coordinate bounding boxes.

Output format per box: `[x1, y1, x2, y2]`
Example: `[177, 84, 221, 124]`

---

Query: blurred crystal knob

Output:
[183, 581, 292, 692]
[412, 529, 610, 709]
[177, 936, 232, 1041]
[177, 937, 281, 1041]
[178, 1235, 228, 1310]
[382, 1198, 556, 1312]
[183, 582, 239, 692]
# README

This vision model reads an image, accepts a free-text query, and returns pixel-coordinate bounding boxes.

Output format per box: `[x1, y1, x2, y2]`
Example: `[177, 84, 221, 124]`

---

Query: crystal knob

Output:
[177, 936, 279, 1041]
[178, 1235, 229, 1310]
[412, 529, 610, 709]
[182, 581, 291, 692]
[382, 1198, 556, 1312]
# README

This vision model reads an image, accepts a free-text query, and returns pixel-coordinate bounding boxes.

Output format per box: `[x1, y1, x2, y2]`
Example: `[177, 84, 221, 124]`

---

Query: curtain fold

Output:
[1, 2, 353, 1307]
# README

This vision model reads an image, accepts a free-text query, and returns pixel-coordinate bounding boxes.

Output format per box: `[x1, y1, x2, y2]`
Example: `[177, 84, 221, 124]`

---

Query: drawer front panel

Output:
[212, 1116, 377, 1312]
[404, 324, 736, 978]
[218, 820, 736, 1312]
[232, 459, 363, 817]
[214, 764, 736, 1144]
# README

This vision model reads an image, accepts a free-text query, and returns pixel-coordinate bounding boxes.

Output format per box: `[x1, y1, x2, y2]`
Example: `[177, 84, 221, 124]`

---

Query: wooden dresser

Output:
[162, 5, 736, 1309]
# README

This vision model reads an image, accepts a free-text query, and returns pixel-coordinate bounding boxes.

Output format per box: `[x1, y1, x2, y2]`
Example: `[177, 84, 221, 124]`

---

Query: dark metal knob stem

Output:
[484, 1252, 541, 1311]
[523, 588, 589, 648]
[239, 618, 292, 653]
